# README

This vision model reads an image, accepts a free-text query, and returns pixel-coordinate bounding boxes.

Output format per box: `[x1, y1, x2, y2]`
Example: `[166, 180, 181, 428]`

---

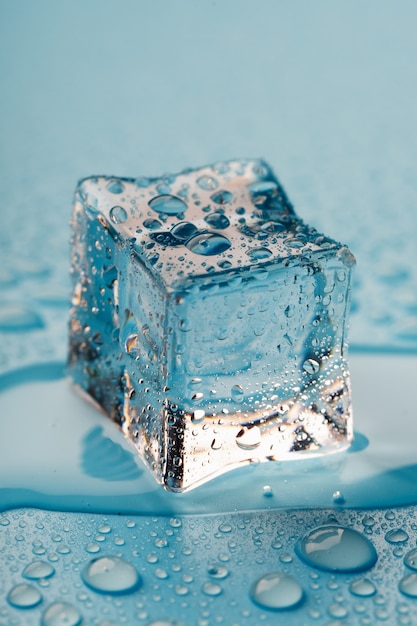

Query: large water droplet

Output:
[7, 583, 42, 609]
[23, 560, 55, 580]
[349, 578, 377, 597]
[106, 180, 124, 194]
[399, 573, 417, 598]
[197, 175, 218, 190]
[109, 206, 128, 224]
[41, 602, 82, 626]
[185, 232, 231, 256]
[385, 529, 409, 544]
[143, 218, 162, 230]
[81, 555, 142, 594]
[149, 195, 187, 216]
[170, 221, 198, 241]
[235, 426, 261, 450]
[250, 572, 304, 611]
[404, 548, 417, 571]
[296, 525, 378, 572]
[302, 358, 320, 374]
[204, 213, 230, 230]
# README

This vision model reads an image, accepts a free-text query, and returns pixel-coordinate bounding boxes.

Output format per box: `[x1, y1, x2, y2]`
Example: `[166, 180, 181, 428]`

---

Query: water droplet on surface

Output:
[41, 602, 82, 626]
[262, 485, 273, 498]
[399, 573, 417, 598]
[349, 578, 377, 597]
[210, 189, 233, 204]
[147, 621, 185, 626]
[204, 213, 230, 230]
[302, 358, 320, 374]
[231, 384, 244, 402]
[106, 180, 124, 194]
[296, 525, 378, 572]
[185, 232, 231, 256]
[250, 572, 304, 611]
[235, 426, 261, 450]
[197, 175, 218, 190]
[81, 555, 142, 594]
[208, 564, 229, 579]
[202, 581, 223, 596]
[143, 218, 162, 230]
[247, 247, 273, 260]
[385, 529, 409, 544]
[149, 195, 187, 216]
[404, 548, 417, 571]
[23, 560, 55, 580]
[332, 491, 345, 504]
[109, 206, 128, 224]
[7, 583, 42, 608]
[171, 221, 198, 241]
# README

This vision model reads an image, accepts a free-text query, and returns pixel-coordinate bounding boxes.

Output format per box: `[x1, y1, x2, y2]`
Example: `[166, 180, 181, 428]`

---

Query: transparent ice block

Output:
[68, 159, 355, 491]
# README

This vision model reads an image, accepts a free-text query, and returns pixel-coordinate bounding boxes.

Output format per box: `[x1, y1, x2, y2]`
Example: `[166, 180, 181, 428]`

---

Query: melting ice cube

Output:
[68, 159, 355, 491]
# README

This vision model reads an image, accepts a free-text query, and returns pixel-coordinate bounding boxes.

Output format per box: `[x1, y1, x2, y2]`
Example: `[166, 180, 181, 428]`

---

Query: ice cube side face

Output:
[68, 159, 355, 492]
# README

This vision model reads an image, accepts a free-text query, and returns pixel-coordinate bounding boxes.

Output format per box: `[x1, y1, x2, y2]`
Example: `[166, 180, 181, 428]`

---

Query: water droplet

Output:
[250, 572, 304, 611]
[231, 384, 244, 402]
[109, 206, 128, 224]
[106, 180, 124, 194]
[247, 247, 273, 260]
[302, 358, 320, 374]
[170, 221, 198, 241]
[143, 218, 162, 230]
[208, 564, 229, 579]
[197, 175, 218, 190]
[41, 602, 82, 626]
[147, 621, 185, 626]
[296, 525, 378, 573]
[23, 560, 55, 580]
[81, 555, 142, 594]
[7, 583, 42, 608]
[218, 522, 232, 533]
[349, 578, 377, 597]
[149, 195, 187, 216]
[191, 409, 205, 423]
[262, 485, 273, 498]
[202, 581, 223, 596]
[404, 548, 417, 571]
[399, 573, 417, 598]
[235, 426, 261, 450]
[385, 529, 409, 544]
[210, 189, 233, 205]
[327, 603, 348, 619]
[204, 213, 230, 230]
[332, 491, 345, 504]
[185, 231, 231, 256]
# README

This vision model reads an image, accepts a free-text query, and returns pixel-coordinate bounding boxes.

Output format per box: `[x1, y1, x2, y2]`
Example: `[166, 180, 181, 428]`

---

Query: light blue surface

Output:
[1, 2, 417, 624]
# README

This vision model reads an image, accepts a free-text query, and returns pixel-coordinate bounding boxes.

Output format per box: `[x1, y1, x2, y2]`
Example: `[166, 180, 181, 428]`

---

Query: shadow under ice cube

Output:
[68, 158, 355, 491]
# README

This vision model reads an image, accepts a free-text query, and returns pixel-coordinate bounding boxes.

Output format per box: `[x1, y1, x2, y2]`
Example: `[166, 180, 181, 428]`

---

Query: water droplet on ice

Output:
[23, 560, 55, 580]
[185, 232, 231, 256]
[250, 572, 304, 611]
[109, 206, 128, 224]
[81, 555, 142, 594]
[7, 583, 42, 608]
[296, 525, 378, 573]
[41, 601, 82, 626]
[149, 195, 187, 216]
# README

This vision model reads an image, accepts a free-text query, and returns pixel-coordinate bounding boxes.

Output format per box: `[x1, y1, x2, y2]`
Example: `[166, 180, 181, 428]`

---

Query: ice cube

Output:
[68, 159, 355, 492]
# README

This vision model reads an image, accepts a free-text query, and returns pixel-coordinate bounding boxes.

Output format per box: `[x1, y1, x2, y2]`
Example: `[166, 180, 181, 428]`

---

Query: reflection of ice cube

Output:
[68, 159, 355, 492]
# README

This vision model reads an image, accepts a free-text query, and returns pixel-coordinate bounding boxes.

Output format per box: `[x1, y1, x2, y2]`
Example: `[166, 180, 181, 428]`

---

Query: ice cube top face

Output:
[69, 158, 356, 492]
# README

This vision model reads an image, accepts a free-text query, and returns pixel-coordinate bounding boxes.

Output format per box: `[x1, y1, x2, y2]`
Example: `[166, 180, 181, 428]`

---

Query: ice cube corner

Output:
[68, 159, 355, 492]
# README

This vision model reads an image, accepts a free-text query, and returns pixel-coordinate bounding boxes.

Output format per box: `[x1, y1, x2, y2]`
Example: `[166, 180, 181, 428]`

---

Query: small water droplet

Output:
[149, 195, 187, 216]
[208, 564, 229, 579]
[23, 560, 55, 580]
[143, 218, 162, 230]
[41, 602, 82, 626]
[197, 175, 218, 190]
[262, 485, 273, 498]
[109, 205, 128, 224]
[81, 555, 142, 594]
[204, 213, 230, 230]
[385, 529, 409, 544]
[171, 221, 198, 241]
[106, 180, 124, 194]
[250, 572, 304, 611]
[191, 409, 205, 423]
[231, 384, 244, 402]
[302, 358, 320, 374]
[247, 247, 273, 260]
[202, 581, 223, 596]
[296, 525, 378, 573]
[210, 189, 233, 204]
[7, 583, 42, 608]
[349, 578, 377, 597]
[185, 232, 231, 256]
[332, 491, 345, 504]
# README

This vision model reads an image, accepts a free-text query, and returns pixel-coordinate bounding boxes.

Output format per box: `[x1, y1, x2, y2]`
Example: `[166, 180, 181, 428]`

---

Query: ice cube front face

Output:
[69, 159, 355, 492]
